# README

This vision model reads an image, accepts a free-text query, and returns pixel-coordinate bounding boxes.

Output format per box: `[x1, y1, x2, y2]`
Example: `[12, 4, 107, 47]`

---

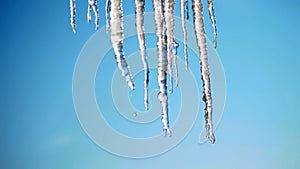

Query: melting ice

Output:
[69, 0, 76, 33]
[152, 0, 171, 136]
[87, 0, 99, 30]
[70, 0, 218, 144]
[134, 0, 149, 111]
[109, 0, 135, 90]
[181, 0, 189, 70]
[192, 0, 215, 143]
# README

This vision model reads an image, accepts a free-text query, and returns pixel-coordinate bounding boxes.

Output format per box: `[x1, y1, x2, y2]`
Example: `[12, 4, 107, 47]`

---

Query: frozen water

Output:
[152, 0, 171, 136]
[164, 0, 175, 94]
[181, 0, 189, 70]
[109, 0, 135, 90]
[192, 0, 215, 144]
[70, 0, 219, 143]
[105, 0, 111, 32]
[208, 0, 217, 48]
[135, 0, 149, 110]
[70, 0, 76, 33]
[87, 0, 99, 30]
[172, 41, 179, 86]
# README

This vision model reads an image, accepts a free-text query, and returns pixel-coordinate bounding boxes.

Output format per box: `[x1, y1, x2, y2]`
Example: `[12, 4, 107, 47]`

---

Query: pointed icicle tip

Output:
[164, 128, 172, 137]
[208, 0, 217, 48]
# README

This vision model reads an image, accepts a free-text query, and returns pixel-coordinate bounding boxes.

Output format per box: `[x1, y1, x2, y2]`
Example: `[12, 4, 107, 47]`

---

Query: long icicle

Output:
[181, 0, 188, 71]
[152, 0, 171, 136]
[164, 0, 175, 93]
[208, 0, 217, 48]
[192, 0, 215, 144]
[105, 0, 111, 33]
[134, 0, 149, 110]
[110, 0, 135, 90]
[87, 0, 99, 30]
[70, 0, 76, 33]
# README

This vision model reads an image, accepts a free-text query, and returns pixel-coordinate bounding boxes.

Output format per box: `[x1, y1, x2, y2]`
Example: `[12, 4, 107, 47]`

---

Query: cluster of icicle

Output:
[70, 0, 217, 144]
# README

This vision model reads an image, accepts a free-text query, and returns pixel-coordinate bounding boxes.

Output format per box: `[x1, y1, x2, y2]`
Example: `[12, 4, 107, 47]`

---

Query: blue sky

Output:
[0, 0, 300, 168]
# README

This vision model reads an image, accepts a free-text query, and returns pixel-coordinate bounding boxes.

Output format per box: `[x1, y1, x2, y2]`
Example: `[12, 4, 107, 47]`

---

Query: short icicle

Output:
[70, 0, 76, 33]
[172, 41, 179, 87]
[208, 0, 217, 48]
[87, 0, 99, 30]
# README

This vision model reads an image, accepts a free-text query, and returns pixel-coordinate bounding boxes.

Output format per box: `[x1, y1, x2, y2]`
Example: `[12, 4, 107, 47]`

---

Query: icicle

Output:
[87, 0, 99, 30]
[185, 0, 189, 20]
[70, 0, 76, 33]
[106, 0, 111, 33]
[164, 0, 175, 94]
[134, 0, 149, 111]
[69, 0, 220, 144]
[192, 0, 215, 144]
[208, 0, 217, 48]
[181, 0, 188, 71]
[172, 41, 179, 87]
[110, 0, 135, 90]
[152, 0, 171, 136]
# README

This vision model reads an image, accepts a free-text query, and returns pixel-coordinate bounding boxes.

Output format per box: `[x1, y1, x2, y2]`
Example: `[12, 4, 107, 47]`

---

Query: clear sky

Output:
[0, 0, 300, 168]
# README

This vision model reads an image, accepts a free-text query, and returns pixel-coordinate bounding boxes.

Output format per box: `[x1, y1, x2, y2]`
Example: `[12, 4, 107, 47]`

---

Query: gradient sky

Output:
[0, 0, 300, 169]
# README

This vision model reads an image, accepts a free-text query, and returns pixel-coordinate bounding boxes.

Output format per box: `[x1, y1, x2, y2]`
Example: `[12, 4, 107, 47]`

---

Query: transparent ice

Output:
[208, 0, 217, 48]
[181, 0, 189, 70]
[69, 0, 76, 33]
[105, 0, 111, 32]
[164, 0, 176, 94]
[109, 0, 135, 90]
[135, 0, 149, 110]
[87, 0, 99, 30]
[152, 0, 171, 136]
[69, 0, 218, 144]
[192, 0, 215, 143]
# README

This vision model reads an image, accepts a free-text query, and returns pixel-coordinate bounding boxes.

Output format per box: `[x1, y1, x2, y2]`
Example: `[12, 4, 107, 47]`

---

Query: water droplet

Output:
[133, 112, 138, 117]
